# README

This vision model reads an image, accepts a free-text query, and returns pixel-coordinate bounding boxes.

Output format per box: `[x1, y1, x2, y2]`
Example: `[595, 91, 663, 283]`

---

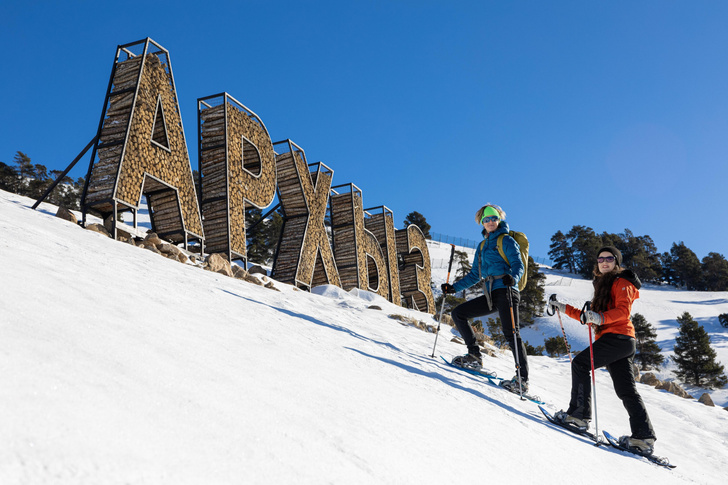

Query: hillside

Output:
[1, 189, 727, 484]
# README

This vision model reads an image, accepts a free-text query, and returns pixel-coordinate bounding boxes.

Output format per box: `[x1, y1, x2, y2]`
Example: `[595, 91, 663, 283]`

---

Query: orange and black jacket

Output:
[563, 270, 641, 340]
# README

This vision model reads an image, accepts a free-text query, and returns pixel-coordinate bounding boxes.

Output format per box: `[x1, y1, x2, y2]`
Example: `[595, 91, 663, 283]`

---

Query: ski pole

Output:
[507, 286, 524, 399]
[547, 294, 572, 362]
[431, 244, 456, 358]
[582, 301, 601, 446]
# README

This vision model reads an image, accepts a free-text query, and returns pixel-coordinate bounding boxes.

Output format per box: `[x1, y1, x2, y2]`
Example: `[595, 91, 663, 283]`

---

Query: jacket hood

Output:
[619, 269, 642, 290]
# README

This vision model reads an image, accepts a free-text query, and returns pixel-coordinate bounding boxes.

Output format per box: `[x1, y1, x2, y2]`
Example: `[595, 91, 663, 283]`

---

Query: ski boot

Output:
[618, 436, 655, 455]
[500, 375, 529, 394]
[451, 352, 482, 370]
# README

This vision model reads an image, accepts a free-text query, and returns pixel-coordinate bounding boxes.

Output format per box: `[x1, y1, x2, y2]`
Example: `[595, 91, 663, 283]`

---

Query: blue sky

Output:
[2, 0, 727, 262]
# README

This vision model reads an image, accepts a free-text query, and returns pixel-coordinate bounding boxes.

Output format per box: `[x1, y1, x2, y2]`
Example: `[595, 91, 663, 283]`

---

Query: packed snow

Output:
[1, 189, 727, 484]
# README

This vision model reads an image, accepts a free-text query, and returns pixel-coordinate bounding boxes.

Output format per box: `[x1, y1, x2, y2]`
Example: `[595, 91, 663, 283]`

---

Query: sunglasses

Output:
[597, 256, 615, 263]
[481, 215, 500, 224]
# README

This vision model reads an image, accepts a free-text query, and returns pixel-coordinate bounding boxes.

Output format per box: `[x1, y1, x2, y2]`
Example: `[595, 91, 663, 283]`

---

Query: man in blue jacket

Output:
[441, 203, 528, 392]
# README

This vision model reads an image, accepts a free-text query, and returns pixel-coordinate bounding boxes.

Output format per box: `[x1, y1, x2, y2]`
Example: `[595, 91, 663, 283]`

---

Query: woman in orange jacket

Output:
[548, 246, 656, 453]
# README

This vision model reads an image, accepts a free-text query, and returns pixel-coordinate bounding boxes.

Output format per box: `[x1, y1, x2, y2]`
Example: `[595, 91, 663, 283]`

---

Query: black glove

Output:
[441, 283, 455, 294]
[502, 274, 515, 287]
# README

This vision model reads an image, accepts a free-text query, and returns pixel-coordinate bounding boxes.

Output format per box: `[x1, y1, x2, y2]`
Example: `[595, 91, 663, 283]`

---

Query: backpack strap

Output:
[497, 233, 510, 266]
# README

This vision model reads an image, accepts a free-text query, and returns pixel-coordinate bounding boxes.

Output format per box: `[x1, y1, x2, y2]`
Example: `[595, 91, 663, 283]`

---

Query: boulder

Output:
[248, 265, 268, 276]
[56, 206, 77, 224]
[656, 380, 692, 399]
[264, 281, 280, 292]
[698, 393, 715, 407]
[143, 232, 163, 248]
[86, 223, 111, 237]
[145, 245, 162, 255]
[159, 243, 184, 260]
[640, 372, 661, 386]
[204, 253, 233, 277]
[243, 272, 263, 286]
[232, 265, 248, 279]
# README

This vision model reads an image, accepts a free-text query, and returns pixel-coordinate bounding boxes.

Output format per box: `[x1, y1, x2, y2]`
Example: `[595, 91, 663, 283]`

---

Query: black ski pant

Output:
[567, 333, 656, 440]
[450, 288, 528, 381]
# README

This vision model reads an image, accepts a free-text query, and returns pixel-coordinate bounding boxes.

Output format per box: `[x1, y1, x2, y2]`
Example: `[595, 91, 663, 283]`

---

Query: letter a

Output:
[82, 38, 203, 246]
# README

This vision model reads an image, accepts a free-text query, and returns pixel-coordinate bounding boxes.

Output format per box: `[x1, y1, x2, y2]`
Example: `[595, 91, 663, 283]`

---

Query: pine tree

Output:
[664, 242, 702, 290]
[0, 161, 20, 192]
[673, 312, 728, 389]
[246, 208, 283, 265]
[402, 211, 431, 238]
[701, 252, 728, 291]
[544, 336, 569, 358]
[485, 317, 507, 348]
[453, 249, 482, 299]
[548, 230, 574, 272]
[632, 313, 664, 370]
[518, 257, 545, 326]
[525, 341, 544, 356]
[617, 229, 662, 283]
[565, 225, 601, 278]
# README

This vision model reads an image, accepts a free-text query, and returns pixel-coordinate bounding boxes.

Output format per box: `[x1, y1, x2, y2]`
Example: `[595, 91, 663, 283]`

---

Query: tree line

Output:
[549, 225, 728, 291]
[1, 151, 85, 210]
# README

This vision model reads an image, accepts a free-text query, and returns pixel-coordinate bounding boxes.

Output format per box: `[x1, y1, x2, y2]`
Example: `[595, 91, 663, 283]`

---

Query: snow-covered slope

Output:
[1, 190, 727, 484]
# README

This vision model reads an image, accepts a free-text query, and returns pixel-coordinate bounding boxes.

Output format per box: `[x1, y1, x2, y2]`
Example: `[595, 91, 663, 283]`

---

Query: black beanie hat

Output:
[598, 246, 622, 266]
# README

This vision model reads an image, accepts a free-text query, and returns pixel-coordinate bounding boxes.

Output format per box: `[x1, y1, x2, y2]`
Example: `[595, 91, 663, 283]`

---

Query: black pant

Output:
[567, 333, 656, 440]
[450, 288, 528, 381]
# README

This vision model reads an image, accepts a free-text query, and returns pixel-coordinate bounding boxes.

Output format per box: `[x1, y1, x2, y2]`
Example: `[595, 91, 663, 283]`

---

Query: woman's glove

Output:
[441, 283, 456, 294]
[582, 310, 604, 326]
[502, 274, 516, 287]
[549, 297, 566, 314]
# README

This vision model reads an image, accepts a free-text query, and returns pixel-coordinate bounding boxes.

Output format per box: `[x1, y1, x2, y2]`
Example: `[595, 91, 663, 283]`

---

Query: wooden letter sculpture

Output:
[395, 225, 435, 313]
[271, 140, 341, 289]
[364, 206, 401, 306]
[82, 38, 203, 246]
[330, 184, 389, 299]
[198, 93, 276, 262]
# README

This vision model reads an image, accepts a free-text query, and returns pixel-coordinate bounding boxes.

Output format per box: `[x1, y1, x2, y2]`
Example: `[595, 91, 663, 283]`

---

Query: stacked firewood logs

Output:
[273, 150, 340, 288]
[330, 185, 388, 300]
[84, 52, 204, 243]
[199, 96, 275, 259]
[365, 207, 401, 306]
[395, 225, 435, 313]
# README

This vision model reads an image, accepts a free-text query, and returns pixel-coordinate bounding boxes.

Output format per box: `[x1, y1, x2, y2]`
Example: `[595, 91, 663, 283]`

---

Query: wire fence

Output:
[429, 232, 481, 249]
[428, 232, 550, 268]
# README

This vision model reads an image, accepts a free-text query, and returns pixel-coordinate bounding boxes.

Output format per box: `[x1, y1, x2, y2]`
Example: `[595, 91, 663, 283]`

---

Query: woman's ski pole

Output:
[547, 294, 573, 362]
[507, 287, 524, 399]
[582, 301, 601, 446]
[431, 244, 455, 358]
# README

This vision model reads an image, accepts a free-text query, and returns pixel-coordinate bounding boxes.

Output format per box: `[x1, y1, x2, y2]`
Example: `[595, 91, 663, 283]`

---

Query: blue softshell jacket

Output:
[451, 221, 525, 293]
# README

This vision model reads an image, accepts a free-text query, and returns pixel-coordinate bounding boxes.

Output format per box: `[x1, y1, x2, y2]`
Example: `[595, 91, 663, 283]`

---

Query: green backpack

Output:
[479, 231, 530, 291]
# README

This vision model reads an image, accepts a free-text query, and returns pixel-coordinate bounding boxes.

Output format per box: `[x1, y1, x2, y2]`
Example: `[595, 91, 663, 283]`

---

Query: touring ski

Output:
[602, 430, 676, 469]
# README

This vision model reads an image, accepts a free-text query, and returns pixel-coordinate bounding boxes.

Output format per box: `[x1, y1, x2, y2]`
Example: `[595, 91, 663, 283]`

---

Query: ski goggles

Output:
[481, 215, 500, 224]
[597, 256, 616, 263]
